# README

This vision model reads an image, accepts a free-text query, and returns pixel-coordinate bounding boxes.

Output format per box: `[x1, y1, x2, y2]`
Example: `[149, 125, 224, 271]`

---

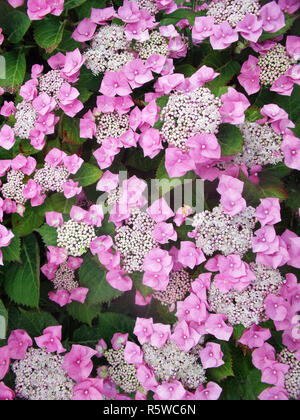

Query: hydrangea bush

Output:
[0, 0, 300, 401]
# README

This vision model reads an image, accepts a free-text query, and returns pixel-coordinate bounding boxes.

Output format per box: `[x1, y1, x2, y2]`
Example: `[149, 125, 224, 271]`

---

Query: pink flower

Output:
[90, 235, 113, 255]
[281, 133, 300, 170]
[45, 148, 66, 167]
[124, 341, 143, 365]
[96, 171, 119, 192]
[141, 99, 159, 126]
[0, 346, 9, 380]
[253, 343, 276, 370]
[70, 287, 89, 304]
[155, 380, 186, 400]
[106, 269, 133, 292]
[147, 198, 174, 223]
[41, 262, 58, 280]
[260, 1, 285, 33]
[199, 342, 224, 369]
[220, 188, 246, 216]
[239, 325, 271, 349]
[58, 83, 80, 105]
[152, 222, 177, 244]
[90, 6, 115, 23]
[117, 0, 140, 23]
[238, 55, 261, 95]
[35, 325, 66, 354]
[7, 330, 33, 360]
[143, 247, 173, 275]
[258, 386, 289, 400]
[150, 323, 171, 348]
[62, 49, 85, 79]
[48, 289, 72, 307]
[80, 113, 96, 139]
[135, 290, 152, 306]
[111, 333, 128, 350]
[0, 101, 16, 117]
[123, 59, 153, 89]
[187, 133, 221, 163]
[7, 0, 24, 7]
[194, 382, 222, 400]
[255, 198, 281, 227]
[220, 87, 250, 124]
[139, 128, 163, 158]
[261, 361, 289, 388]
[271, 75, 294, 96]
[134, 317, 154, 345]
[282, 229, 300, 269]
[170, 320, 200, 352]
[165, 147, 195, 178]
[45, 211, 63, 228]
[100, 71, 132, 97]
[205, 314, 233, 341]
[236, 14, 263, 42]
[192, 16, 214, 44]
[145, 54, 167, 74]
[168, 36, 187, 59]
[22, 179, 41, 201]
[177, 241, 205, 269]
[154, 73, 185, 94]
[210, 22, 238, 50]
[62, 154, 83, 175]
[136, 364, 158, 391]
[279, 0, 300, 13]
[0, 381, 14, 400]
[47, 246, 68, 265]
[142, 271, 169, 291]
[32, 92, 55, 115]
[62, 180, 82, 199]
[67, 257, 83, 271]
[265, 293, 289, 321]
[261, 103, 288, 122]
[72, 18, 97, 42]
[252, 225, 279, 254]
[0, 224, 14, 248]
[95, 339, 107, 358]
[27, 0, 51, 20]
[0, 125, 15, 150]
[62, 345, 97, 382]
[72, 378, 104, 400]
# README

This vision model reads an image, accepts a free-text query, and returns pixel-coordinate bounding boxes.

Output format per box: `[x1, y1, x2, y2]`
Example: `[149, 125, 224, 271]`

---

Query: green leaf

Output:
[56, 30, 81, 53]
[36, 224, 58, 246]
[233, 324, 246, 341]
[12, 205, 44, 237]
[208, 341, 234, 382]
[156, 156, 195, 191]
[243, 369, 270, 400]
[79, 254, 122, 305]
[259, 13, 297, 42]
[72, 162, 102, 187]
[130, 271, 153, 298]
[65, 0, 87, 9]
[0, 299, 8, 340]
[2, 11, 31, 43]
[156, 94, 169, 110]
[43, 193, 76, 214]
[77, 66, 101, 92]
[0, 50, 26, 91]
[63, 115, 86, 145]
[175, 64, 196, 77]
[207, 61, 241, 88]
[245, 106, 263, 123]
[2, 232, 21, 262]
[4, 234, 40, 308]
[209, 85, 229, 98]
[97, 312, 135, 343]
[7, 307, 58, 338]
[67, 301, 102, 326]
[217, 123, 243, 156]
[72, 324, 100, 346]
[276, 84, 300, 124]
[33, 15, 65, 52]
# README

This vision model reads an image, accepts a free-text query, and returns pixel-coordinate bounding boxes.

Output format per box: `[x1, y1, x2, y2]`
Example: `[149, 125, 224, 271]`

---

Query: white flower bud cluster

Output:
[233, 122, 284, 168]
[192, 205, 256, 256]
[95, 112, 130, 145]
[153, 269, 193, 306]
[1, 170, 27, 204]
[208, 263, 284, 328]
[278, 348, 300, 400]
[134, 31, 169, 60]
[38, 69, 64, 103]
[258, 44, 296, 86]
[13, 101, 38, 139]
[207, 0, 260, 27]
[52, 262, 79, 292]
[57, 219, 97, 257]
[142, 340, 206, 389]
[12, 347, 74, 400]
[114, 208, 158, 273]
[105, 346, 140, 393]
[33, 163, 70, 193]
[84, 24, 134, 75]
[160, 87, 222, 150]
